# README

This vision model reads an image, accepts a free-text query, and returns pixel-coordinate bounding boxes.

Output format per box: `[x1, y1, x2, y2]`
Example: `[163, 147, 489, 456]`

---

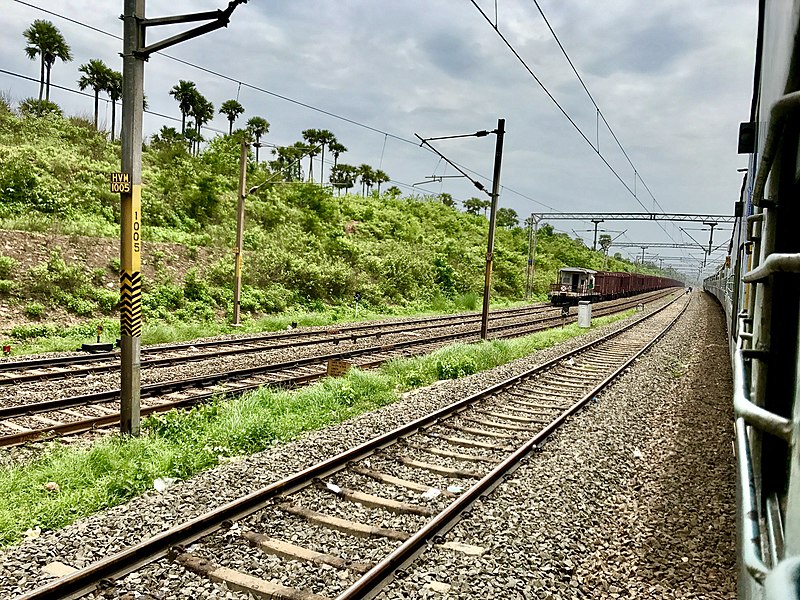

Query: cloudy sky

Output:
[1, 0, 757, 275]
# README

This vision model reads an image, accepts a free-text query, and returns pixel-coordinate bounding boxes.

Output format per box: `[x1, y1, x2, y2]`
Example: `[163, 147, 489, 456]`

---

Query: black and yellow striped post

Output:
[120, 0, 145, 435]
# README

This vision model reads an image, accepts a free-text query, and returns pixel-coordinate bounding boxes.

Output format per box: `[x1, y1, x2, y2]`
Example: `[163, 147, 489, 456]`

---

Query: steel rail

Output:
[337, 297, 689, 599]
[0, 290, 670, 423]
[16, 294, 685, 600]
[0, 304, 554, 386]
[0, 303, 550, 375]
[0, 291, 677, 446]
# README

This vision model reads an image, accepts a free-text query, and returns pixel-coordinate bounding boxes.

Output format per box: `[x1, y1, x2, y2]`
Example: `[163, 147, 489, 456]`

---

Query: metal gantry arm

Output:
[133, 0, 249, 59]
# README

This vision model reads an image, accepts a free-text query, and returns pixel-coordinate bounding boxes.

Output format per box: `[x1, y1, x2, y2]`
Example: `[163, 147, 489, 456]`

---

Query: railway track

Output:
[17, 293, 689, 600]
[0, 291, 677, 447]
[0, 304, 554, 386]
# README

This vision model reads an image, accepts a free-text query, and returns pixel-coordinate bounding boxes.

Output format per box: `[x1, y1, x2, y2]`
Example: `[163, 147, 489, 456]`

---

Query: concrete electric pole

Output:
[118, 0, 248, 435]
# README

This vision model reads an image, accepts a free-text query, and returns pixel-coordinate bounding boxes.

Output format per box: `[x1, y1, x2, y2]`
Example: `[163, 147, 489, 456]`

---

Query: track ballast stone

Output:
[0, 293, 734, 598]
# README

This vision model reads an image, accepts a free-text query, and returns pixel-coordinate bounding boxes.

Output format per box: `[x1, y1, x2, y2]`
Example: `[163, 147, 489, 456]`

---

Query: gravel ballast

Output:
[0, 292, 735, 598]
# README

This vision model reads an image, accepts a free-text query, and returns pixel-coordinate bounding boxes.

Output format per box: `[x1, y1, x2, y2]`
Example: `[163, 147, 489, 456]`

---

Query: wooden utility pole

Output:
[232, 138, 248, 325]
[480, 118, 505, 341]
[120, 0, 145, 435]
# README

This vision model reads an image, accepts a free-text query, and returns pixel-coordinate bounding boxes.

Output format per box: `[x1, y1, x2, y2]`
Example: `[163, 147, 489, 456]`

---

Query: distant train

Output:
[548, 267, 681, 305]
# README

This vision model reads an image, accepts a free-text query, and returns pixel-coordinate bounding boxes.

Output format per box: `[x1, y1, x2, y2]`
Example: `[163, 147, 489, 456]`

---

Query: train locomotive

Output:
[703, 1, 800, 597]
[548, 267, 680, 305]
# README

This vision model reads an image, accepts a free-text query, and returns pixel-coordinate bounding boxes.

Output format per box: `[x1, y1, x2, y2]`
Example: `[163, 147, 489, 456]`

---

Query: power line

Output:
[528, 0, 668, 215]
[467, 0, 680, 244]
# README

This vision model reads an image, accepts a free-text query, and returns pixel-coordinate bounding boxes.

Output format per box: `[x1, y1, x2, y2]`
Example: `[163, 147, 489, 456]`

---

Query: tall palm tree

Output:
[169, 80, 197, 135]
[77, 59, 111, 129]
[328, 141, 347, 169]
[219, 99, 245, 135]
[301, 129, 322, 182]
[190, 93, 214, 155]
[106, 70, 123, 141]
[246, 116, 269, 161]
[357, 164, 375, 196]
[315, 129, 336, 184]
[23, 20, 72, 102]
[373, 169, 390, 194]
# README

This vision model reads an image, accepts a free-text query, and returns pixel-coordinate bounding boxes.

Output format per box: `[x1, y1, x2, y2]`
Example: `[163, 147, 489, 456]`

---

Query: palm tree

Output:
[329, 163, 357, 195]
[301, 129, 322, 182]
[315, 129, 336, 184]
[189, 93, 214, 155]
[373, 169, 390, 194]
[328, 141, 347, 169]
[246, 116, 270, 161]
[357, 164, 375, 196]
[439, 192, 455, 207]
[23, 20, 72, 102]
[219, 99, 245, 135]
[106, 70, 123, 141]
[496, 207, 519, 228]
[77, 59, 112, 129]
[169, 80, 197, 135]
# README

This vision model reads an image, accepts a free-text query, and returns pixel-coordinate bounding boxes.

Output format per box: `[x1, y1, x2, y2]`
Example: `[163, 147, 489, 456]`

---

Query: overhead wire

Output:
[467, 0, 681, 245]
[11, 0, 642, 218]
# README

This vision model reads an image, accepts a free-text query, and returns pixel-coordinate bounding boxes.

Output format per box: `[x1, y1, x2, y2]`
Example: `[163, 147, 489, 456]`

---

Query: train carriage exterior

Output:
[548, 267, 680, 305]
[703, 1, 800, 597]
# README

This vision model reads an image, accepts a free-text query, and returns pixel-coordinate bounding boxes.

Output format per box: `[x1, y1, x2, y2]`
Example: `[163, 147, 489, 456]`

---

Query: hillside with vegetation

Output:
[0, 95, 664, 351]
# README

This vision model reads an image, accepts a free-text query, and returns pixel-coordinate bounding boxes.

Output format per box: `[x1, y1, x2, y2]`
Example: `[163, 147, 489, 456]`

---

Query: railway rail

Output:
[17, 293, 689, 600]
[0, 292, 670, 386]
[0, 291, 676, 447]
[0, 304, 554, 385]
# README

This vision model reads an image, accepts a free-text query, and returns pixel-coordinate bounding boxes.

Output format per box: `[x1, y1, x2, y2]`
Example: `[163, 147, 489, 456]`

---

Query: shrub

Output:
[0, 256, 16, 279]
[0, 280, 17, 295]
[435, 354, 477, 379]
[18, 98, 62, 117]
[24, 302, 44, 319]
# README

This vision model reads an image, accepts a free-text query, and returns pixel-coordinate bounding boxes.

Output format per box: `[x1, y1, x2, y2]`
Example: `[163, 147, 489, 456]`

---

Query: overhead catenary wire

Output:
[467, 0, 681, 246]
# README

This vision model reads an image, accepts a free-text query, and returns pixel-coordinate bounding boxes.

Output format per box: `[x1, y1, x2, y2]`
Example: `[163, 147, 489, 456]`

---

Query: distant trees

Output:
[23, 20, 72, 102]
[330, 163, 357, 194]
[373, 169, 390, 194]
[357, 164, 374, 196]
[77, 59, 112, 129]
[246, 116, 269, 161]
[496, 207, 519, 228]
[270, 144, 306, 181]
[219, 99, 244, 135]
[439, 192, 455, 208]
[463, 196, 490, 216]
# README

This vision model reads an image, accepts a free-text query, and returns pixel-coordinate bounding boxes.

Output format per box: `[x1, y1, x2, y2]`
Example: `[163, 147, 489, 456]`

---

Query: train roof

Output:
[558, 267, 597, 274]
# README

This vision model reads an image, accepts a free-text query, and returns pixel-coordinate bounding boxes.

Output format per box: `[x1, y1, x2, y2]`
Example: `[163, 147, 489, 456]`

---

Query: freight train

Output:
[548, 267, 681, 305]
[702, 1, 800, 597]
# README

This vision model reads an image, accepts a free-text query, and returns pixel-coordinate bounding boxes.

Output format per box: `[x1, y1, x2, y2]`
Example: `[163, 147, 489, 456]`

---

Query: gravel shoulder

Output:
[0, 292, 735, 598]
[381, 291, 735, 599]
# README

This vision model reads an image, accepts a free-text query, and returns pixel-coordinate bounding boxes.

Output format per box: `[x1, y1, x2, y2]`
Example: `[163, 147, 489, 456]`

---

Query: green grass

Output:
[0, 310, 632, 548]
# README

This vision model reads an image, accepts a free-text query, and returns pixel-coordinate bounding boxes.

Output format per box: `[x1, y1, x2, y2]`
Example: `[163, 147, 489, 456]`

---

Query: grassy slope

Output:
[0, 103, 664, 350]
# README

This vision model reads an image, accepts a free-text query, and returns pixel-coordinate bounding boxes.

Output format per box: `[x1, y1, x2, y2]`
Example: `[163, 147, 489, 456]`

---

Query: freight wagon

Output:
[548, 267, 681, 305]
